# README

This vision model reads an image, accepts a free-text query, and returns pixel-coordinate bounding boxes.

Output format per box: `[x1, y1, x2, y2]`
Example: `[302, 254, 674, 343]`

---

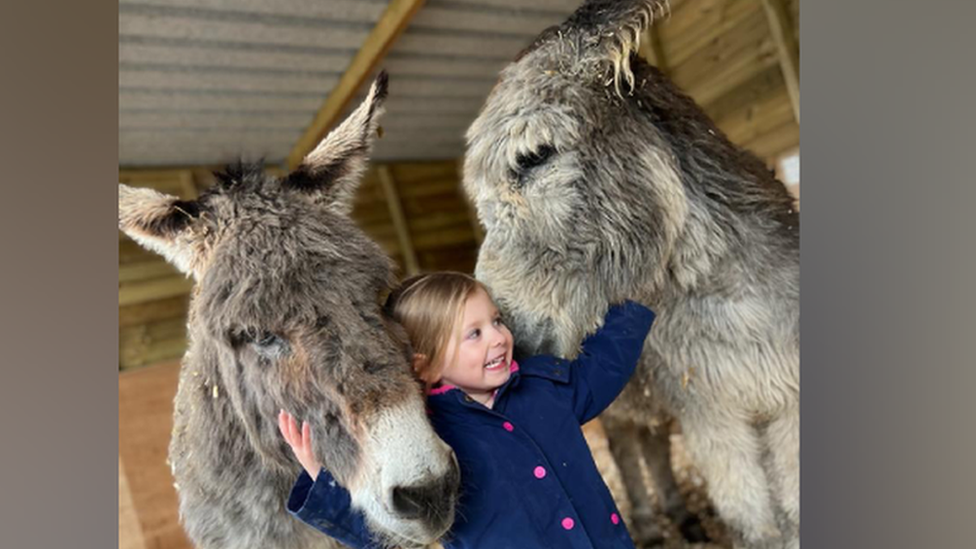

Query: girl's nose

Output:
[489, 327, 506, 347]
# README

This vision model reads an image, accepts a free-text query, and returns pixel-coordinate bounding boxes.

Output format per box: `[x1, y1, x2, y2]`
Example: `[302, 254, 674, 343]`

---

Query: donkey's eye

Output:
[255, 332, 282, 348]
[515, 145, 556, 173]
[231, 329, 290, 358]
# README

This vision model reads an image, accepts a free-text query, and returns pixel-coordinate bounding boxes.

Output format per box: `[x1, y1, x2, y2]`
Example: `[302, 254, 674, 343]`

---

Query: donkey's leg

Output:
[764, 403, 800, 548]
[681, 411, 781, 549]
[604, 418, 666, 547]
[638, 425, 708, 543]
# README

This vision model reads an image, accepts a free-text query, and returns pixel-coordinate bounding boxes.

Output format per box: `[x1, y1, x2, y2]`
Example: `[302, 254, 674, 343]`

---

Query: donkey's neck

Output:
[632, 60, 798, 298]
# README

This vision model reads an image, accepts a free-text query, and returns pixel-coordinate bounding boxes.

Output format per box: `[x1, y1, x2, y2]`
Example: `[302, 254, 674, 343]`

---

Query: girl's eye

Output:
[467, 329, 481, 340]
[492, 317, 504, 327]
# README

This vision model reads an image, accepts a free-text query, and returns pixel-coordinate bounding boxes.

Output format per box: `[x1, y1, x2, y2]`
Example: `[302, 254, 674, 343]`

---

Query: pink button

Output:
[611, 513, 620, 525]
[502, 421, 514, 432]
[561, 517, 575, 530]
[533, 466, 546, 479]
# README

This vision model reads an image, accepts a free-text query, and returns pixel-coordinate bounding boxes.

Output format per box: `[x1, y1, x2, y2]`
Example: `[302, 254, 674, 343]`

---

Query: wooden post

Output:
[761, 0, 800, 124]
[177, 170, 198, 199]
[377, 165, 420, 276]
[286, 0, 428, 169]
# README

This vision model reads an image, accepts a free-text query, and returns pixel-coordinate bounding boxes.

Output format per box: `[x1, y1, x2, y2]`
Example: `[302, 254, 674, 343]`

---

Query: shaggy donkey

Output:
[463, 2, 800, 548]
[119, 73, 460, 549]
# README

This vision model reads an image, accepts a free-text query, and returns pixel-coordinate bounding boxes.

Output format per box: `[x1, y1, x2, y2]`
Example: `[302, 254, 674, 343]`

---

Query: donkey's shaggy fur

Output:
[119, 74, 460, 549]
[464, 2, 799, 548]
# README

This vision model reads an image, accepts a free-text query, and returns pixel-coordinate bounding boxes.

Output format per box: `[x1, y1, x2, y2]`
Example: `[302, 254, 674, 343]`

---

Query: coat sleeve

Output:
[566, 300, 656, 424]
[287, 468, 380, 549]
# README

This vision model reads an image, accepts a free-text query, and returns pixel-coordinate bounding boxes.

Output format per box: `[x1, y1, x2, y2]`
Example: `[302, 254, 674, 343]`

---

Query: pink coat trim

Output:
[426, 360, 520, 395]
[428, 383, 457, 395]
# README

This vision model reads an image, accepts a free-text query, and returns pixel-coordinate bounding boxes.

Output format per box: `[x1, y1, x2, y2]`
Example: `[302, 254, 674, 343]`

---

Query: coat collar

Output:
[426, 354, 571, 411]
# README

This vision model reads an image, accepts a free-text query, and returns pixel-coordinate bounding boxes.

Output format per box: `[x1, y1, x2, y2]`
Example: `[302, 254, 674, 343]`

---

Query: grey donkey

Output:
[463, 1, 800, 548]
[119, 73, 460, 549]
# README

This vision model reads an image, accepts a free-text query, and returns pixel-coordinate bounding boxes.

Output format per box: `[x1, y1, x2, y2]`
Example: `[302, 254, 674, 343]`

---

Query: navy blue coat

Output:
[287, 301, 656, 549]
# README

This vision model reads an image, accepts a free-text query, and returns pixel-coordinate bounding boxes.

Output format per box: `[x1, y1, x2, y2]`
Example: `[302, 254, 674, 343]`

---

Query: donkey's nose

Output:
[391, 459, 460, 526]
[391, 485, 430, 520]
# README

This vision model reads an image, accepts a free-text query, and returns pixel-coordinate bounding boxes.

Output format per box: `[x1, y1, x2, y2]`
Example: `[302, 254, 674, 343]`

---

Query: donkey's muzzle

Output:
[390, 455, 460, 528]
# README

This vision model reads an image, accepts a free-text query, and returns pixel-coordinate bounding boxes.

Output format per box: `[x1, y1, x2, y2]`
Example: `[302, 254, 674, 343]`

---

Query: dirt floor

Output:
[582, 420, 733, 549]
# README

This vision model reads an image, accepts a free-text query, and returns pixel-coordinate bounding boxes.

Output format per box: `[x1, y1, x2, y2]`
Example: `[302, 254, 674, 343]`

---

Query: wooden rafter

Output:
[377, 165, 420, 276]
[761, 0, 800, 124]
[286, 0, 428, 170]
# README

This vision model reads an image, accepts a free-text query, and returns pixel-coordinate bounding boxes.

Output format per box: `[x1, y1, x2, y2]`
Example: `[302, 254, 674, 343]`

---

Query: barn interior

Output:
[118, 1, 800, 547]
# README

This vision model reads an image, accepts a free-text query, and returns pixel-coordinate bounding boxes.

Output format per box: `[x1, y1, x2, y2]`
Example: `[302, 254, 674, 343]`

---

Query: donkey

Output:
[463, 2, 800, 548]
[119, 73, 460, 549]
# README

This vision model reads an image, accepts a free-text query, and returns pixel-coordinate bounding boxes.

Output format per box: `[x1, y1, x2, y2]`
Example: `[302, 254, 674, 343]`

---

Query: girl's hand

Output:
[278, 409, 322, 481]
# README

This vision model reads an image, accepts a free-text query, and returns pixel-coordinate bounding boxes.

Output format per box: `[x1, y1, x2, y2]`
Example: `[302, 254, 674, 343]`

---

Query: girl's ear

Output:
[411, 353, 429, 375]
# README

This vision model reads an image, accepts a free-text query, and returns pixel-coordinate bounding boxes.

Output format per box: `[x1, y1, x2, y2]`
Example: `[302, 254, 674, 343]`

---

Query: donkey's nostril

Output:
[391, 485, 427, 520]
[391, 476, 457, 527]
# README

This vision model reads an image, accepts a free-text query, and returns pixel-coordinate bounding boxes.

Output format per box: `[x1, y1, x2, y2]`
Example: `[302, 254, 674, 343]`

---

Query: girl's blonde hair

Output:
[384, 272, 489, 387]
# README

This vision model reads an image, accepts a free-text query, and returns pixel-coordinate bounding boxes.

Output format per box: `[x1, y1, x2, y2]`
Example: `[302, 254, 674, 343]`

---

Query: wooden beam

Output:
[377, 165, 420, 276]
[286, 0, 428, 170]
[120, 295, 189, 329]
[118, 260, 180, 284]
[119, 275, 194, 307]
[178, 170, 198, 199]
[761, 0, 800, 124]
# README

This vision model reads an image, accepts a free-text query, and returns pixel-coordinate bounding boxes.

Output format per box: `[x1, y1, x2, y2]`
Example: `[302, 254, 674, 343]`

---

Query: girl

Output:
[279, 272, 655, 548]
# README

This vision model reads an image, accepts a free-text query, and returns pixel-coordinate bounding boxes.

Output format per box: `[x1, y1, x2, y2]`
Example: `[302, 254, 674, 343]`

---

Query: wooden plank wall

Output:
[351, 161, 479, 276]
[118, 168, 205, 372]
[661, 0, 800, 164]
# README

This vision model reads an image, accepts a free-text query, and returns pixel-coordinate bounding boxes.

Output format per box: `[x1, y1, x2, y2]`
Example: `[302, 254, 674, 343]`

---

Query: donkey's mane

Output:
[210, 160, 268, 191]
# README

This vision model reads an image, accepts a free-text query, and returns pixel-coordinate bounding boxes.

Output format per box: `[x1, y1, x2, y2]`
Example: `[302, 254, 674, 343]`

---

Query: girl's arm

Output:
[279, 411, 378, 548]
[286, 467, 379, 548]
[564, 301, 656, 424]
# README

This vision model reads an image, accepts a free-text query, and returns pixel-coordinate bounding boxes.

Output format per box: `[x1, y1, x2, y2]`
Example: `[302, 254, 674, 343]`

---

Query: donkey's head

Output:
[464, 0, 692, 355]
[119, 73, 459, 548]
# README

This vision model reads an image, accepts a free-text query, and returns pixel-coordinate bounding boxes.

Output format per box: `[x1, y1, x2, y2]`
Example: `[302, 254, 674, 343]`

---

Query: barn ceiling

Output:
[119, 0, 584, 168]
[119, 0, 800, 169]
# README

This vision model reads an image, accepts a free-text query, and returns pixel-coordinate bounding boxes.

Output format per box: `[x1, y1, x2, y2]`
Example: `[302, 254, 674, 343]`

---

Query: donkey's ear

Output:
[119, 184, 203, 277]
[283, 71, 389, 214]
[567, 0, 668, 94]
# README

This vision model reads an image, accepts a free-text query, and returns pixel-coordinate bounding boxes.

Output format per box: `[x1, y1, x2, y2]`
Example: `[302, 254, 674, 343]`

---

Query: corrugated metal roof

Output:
[119, 0, 581, 167]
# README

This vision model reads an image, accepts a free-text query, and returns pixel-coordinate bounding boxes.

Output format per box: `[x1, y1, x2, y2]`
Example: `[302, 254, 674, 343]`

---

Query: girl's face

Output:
[436, 287, 514, 405]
